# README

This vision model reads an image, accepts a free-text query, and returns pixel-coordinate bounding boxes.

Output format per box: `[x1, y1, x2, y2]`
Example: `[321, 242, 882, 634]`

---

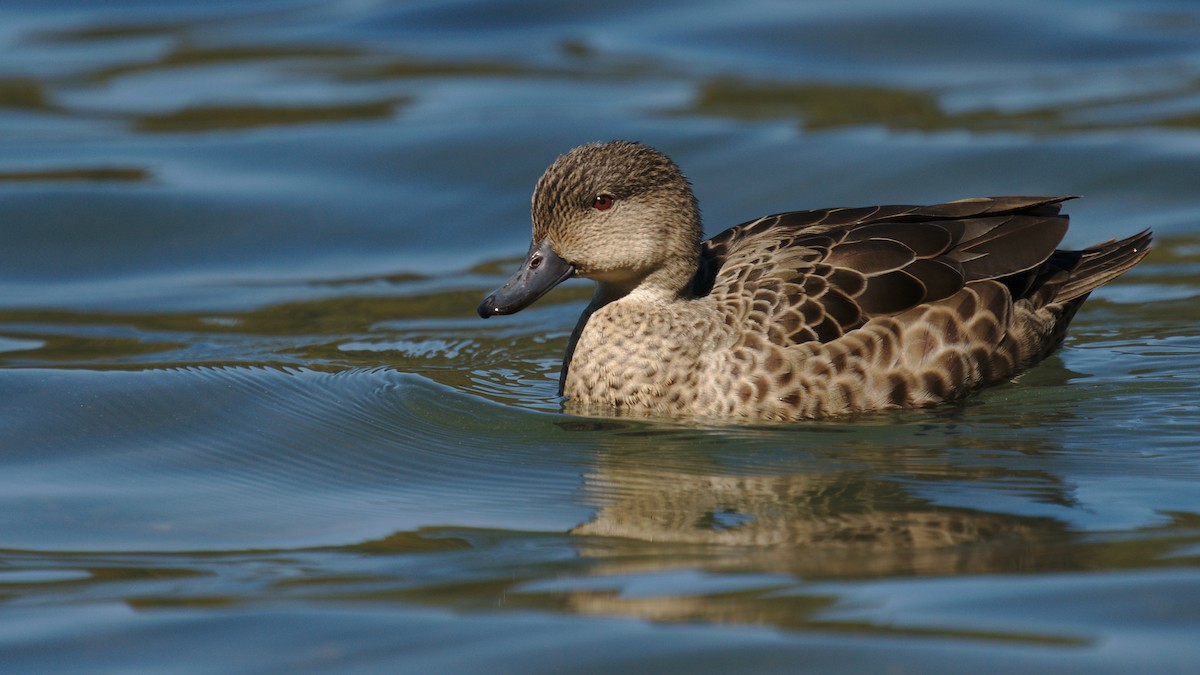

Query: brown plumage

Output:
[478, 141, 1152, 421]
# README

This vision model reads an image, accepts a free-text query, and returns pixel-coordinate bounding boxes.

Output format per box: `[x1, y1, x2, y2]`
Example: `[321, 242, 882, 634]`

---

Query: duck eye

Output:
[592, 194, 614, 211]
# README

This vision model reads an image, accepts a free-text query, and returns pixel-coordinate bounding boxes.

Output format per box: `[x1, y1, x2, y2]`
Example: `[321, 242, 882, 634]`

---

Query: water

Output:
[2, 0, 1199, 672]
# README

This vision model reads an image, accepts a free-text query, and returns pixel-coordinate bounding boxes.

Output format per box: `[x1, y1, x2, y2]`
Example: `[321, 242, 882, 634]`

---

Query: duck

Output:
[477, 141, 1151, 421]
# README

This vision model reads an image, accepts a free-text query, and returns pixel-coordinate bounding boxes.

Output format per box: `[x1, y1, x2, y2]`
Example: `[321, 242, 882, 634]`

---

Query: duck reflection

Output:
[550, 427, 1082, 634]
[568, 426, 1075, 579]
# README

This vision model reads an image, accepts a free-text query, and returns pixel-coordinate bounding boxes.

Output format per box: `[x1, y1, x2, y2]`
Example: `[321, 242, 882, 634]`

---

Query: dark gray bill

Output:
[477, 239, 575, 318]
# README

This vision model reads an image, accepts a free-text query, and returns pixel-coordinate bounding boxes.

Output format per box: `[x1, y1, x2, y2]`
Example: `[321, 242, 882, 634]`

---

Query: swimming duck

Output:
[478, 141, 1151, 420]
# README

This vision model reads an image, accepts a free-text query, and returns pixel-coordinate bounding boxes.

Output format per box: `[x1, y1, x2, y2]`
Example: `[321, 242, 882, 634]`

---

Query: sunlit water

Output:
[2, 1, 1200, 672]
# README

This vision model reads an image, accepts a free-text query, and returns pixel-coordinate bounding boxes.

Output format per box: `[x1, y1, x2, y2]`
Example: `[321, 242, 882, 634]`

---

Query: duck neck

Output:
[593, 254, 700, 308]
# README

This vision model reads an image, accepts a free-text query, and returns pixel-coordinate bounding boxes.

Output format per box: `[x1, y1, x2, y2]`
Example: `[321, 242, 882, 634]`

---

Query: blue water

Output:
[2, 1, 1199, 672]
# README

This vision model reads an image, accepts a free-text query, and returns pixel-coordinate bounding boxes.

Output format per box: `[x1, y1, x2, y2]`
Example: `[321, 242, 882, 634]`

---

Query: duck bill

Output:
[477, 239, 575, 318]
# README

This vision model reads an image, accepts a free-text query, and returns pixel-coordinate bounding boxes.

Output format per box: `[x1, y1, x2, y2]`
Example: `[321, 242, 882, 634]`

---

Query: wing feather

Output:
[697, 196, 1075, 348]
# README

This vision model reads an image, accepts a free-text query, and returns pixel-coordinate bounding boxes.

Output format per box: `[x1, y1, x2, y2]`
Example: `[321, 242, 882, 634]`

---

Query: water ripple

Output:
[0, 366, 592, 551]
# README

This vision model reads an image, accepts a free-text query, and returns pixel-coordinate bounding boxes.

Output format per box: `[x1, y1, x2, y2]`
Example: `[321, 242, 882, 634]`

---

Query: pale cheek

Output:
[555, 206, 672, 275]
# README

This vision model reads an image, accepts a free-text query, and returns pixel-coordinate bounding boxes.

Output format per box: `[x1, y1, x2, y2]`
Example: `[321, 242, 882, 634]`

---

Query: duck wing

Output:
[695, 196, 1075, 346]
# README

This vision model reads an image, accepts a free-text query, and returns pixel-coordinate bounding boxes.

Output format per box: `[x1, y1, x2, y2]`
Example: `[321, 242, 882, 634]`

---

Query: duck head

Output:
[478, 141, 702, 318]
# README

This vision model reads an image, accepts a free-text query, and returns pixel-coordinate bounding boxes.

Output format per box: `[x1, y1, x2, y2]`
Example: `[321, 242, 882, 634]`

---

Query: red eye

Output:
[592, 194, 614, 211]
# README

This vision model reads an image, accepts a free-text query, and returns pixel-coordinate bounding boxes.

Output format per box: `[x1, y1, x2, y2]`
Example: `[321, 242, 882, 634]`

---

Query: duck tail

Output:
[1051, 229, 1152, 303]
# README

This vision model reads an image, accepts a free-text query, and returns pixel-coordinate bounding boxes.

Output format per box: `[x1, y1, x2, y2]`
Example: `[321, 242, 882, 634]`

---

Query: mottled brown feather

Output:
[697, 195, 1089, 351]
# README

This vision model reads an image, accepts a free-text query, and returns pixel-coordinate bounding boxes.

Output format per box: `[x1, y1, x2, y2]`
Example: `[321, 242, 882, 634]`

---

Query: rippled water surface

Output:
[3, 1, 1200, 672]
